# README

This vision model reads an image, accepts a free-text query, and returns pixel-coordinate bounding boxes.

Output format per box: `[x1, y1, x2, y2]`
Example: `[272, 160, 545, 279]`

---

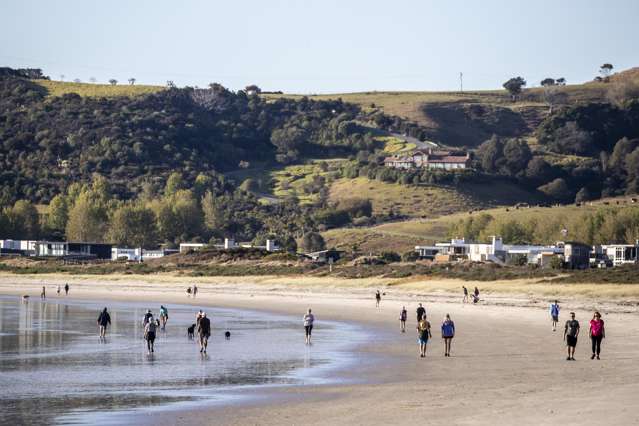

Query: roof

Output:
[427, 155, 469, 164]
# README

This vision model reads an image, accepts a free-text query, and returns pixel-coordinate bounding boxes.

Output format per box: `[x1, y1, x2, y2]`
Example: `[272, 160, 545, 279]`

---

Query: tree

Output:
[538, 178, 571, 202]
[503, 77, 526, 101]
[575, 187, 593, 203]
[108, 203, 158, 247]
[476, 135, 504, 172]
[525, 157, 553, 183]
[301, 232, 325, 252]
[46, 194, 69, 233]
[108, 79, 118, 86]
[245, 84, 261, 94]
[502, 139, 532, 176]
[165, 172, 184, 195]
[599, 63, 614, 82]
[65, 191, 108, 242]
[541, 78, 561, 113]
[128, 78, 136, 85]
[556, 77, 566, 86]
[6, 200, 40, 239]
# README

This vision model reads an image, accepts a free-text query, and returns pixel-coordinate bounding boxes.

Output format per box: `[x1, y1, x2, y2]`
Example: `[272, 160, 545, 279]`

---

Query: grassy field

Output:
[379, 135, 416, 153]
[35, 80, 164, 98]
[329, 177, 485, 217]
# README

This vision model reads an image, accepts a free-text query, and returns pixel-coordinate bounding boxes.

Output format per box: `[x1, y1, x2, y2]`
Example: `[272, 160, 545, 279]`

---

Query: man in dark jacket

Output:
[198, 312, 211, 354]
[97, 307, 111, 339]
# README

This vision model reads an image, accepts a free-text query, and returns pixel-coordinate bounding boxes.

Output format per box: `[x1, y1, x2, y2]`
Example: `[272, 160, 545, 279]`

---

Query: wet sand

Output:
[1, 275, 639, 425]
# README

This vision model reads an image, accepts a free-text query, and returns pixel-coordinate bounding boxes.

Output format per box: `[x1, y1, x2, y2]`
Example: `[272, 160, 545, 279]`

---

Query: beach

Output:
[1, 274, 639, 426]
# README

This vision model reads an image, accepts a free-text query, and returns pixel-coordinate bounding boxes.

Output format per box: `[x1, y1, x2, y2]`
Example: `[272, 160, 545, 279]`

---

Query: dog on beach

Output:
[225, 331, 231, 340]
[187, 324, 196, 339]
[22, 295, 30, 303]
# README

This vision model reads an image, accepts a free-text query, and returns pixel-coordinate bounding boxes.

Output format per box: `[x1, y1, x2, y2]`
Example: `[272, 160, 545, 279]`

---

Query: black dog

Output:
[187, 324, 196, 339]
[224, 331, 231, 340]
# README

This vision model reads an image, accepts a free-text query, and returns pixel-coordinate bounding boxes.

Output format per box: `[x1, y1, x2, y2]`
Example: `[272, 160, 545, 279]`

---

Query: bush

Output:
[380, 251, 401, 263]
[401, 251, 419, 262]
[550, 256, 564, 270]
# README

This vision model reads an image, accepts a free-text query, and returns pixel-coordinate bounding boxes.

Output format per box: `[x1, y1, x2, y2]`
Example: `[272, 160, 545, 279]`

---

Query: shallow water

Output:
[0, 296, 362, 425]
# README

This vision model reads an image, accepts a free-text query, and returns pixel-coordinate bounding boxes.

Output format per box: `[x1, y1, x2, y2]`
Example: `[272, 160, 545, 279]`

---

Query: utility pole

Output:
[459, 72, 463, 92]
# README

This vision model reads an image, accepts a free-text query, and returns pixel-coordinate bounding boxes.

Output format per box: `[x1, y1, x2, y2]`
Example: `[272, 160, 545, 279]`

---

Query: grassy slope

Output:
[35, 80, 164, 97]
[323, 197, 639, 254]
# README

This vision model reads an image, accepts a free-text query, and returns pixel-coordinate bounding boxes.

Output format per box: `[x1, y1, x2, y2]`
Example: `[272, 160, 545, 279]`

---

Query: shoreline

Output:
[2, 274, 639, 425]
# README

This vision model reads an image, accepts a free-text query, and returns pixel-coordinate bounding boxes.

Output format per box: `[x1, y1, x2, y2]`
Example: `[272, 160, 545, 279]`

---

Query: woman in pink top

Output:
[589, 311, 605, 360]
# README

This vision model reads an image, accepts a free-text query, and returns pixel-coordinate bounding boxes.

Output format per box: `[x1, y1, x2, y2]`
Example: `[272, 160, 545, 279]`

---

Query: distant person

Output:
[416, 303, 426, 323]
[399, 306, 407, 332]
[64, 283, 69, 295]
[564, 312, 580, 360]
[193, 284, 198, 298]
[417, 314, 431, 358]
[198, 312, 211, 353]
[196, 310, 203, 328]
[143, 309, 153, 327]
[56, 285, 61, 296]
[97, 307, 111, 339]
[550, 300, 560, 331]
[589, 311, 605, 360]
[144, 315, 157, 353]
[40, 286, 46, 299]
[375, 290, 381, 308]
[159, 305, 169, 331]
[441, 314, 455, 357]
[186, 287, 192, 297]
[462, 286, 468, 303]
[474, 287, 479, 299]
[304, 308, 315, 345]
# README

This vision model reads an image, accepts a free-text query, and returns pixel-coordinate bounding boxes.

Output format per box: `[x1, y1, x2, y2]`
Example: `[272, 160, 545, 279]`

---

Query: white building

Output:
[112, 247, 178, 261]
[0, 239, 36, 254]
[595, 243, 639, 266]
[179, 243, 206, 254]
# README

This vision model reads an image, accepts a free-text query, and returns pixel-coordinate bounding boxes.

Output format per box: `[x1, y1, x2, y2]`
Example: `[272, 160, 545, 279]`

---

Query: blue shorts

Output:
[418, 336, 429, 345]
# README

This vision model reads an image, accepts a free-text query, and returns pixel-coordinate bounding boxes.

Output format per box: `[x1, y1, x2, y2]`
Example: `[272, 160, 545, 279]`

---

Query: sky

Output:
[1, 0, 638, 93]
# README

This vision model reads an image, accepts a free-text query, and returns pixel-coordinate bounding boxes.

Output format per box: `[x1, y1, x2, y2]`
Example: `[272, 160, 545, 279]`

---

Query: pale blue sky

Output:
[1, 0, 637, 93]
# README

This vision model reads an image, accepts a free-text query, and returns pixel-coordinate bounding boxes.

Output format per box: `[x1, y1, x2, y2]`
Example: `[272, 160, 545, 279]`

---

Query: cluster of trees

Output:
[0, 172, 377, 251]
[0, 73, 396, 205]
[448, 207, 639, 246]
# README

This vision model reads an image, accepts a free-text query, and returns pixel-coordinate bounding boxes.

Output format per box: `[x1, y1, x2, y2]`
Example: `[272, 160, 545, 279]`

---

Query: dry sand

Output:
[1, 273, 639, 426]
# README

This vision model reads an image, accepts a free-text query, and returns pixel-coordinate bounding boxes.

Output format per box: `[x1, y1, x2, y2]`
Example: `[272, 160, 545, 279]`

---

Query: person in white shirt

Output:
[303, 308, 315, 345]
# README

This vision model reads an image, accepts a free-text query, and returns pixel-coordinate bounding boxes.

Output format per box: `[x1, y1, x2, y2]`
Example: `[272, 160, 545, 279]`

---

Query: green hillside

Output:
[36, 80, 164, 98]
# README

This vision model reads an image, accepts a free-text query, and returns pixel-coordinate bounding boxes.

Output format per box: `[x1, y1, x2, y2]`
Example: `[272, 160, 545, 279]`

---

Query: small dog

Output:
[187, 324, 196, 339]
[21, 295, 30, 303]
[224, 331, 231, 340]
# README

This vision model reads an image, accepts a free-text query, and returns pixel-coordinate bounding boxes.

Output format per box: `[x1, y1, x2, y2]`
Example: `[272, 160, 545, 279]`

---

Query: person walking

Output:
[474, 287, 479, 299]
[589, 311, 605, 360]
[144, 315, 157, 353]
[375, 290, 381, 308]
[193, 284, 198, 298]
[417, 314, 431, 358]
[64, 283, 69, 296]
[40, 286, 46, 300]
[564, 312, 580, 360]
[198, 312, 211, 354]
[303, 308, 315, 345]
[550, 300, 560, 331]
[462, 286, 468, 303]
[416, 303, 426, 323]
[399, 306, 407, 333]
[159, 305, 169, 331]
[97, 307, 111, 339]
[441, 314, 455, 357]
[143, 309, 153, 326]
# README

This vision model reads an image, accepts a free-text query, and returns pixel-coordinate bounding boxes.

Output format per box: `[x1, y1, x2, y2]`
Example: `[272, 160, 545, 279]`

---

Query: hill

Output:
[323, 196, 639, 254]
